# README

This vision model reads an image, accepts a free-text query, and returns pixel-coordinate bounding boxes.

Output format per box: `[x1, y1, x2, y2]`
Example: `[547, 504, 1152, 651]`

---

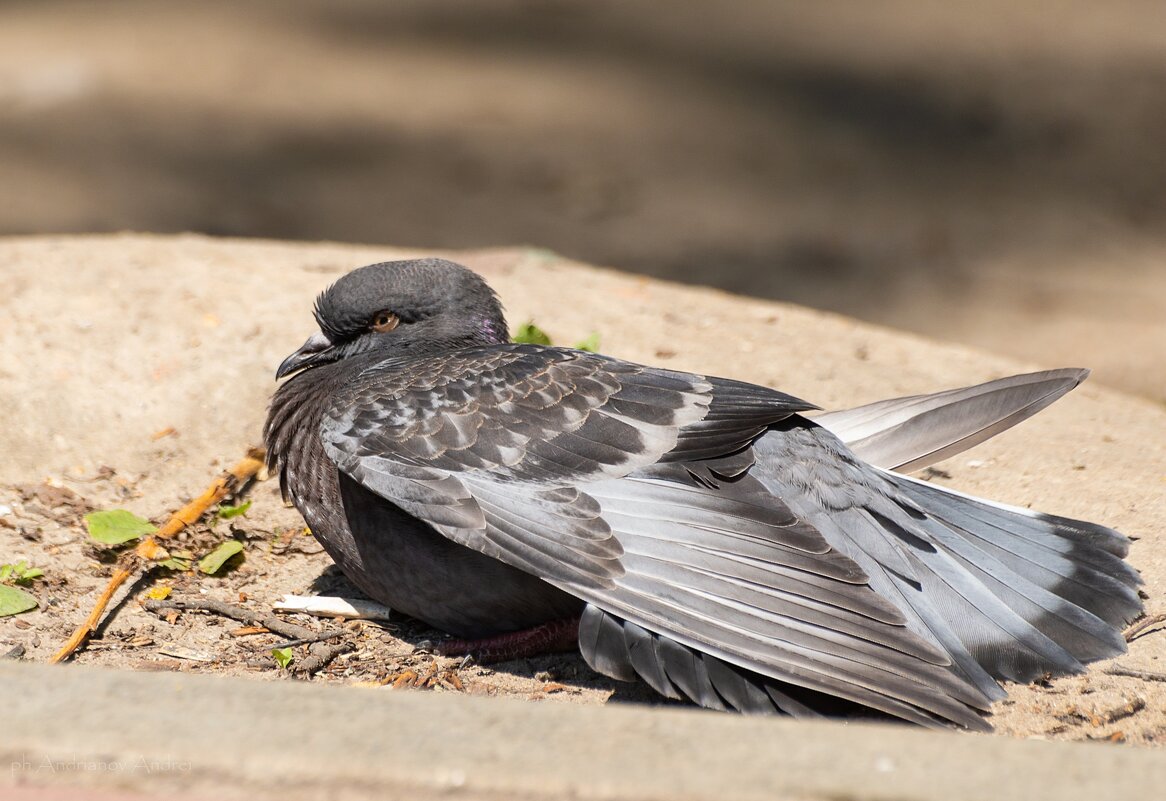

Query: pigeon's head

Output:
[276, 259, 508, 378]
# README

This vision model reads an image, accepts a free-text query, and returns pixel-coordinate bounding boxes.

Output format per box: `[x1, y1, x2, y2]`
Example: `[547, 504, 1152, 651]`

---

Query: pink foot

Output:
[437, 617, 580, 663]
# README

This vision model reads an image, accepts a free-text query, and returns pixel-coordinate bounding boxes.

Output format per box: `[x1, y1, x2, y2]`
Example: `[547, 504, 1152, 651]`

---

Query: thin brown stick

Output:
[269, 630, 347, 650]
[293, 642, 354, 676]
[49, 565, 136, 665]
[1104, 665, 1166, 683]
[1124, 612, 1166, 642]
[145, 596, 351, 676]
[143, 597, 316, 641]
[50, 447, 266, 664]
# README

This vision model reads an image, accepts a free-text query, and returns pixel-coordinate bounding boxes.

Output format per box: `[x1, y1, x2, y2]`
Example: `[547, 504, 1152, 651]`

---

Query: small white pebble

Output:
[0, 504, 12, 516]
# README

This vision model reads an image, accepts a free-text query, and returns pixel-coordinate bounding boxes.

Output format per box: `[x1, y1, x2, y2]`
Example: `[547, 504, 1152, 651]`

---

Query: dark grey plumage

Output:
[264, 258, 1142, 730]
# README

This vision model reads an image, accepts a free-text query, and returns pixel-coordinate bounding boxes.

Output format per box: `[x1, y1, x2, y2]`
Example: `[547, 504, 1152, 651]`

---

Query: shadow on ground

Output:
[2, 1, 1164, 397]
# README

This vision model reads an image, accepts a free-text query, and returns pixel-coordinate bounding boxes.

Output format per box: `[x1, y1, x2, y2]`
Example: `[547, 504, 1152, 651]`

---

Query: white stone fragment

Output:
[274, 594, 394, 621]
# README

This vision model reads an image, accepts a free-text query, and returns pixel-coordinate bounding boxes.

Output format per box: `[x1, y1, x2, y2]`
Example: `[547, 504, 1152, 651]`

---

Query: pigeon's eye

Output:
[370, 311, 400, 333]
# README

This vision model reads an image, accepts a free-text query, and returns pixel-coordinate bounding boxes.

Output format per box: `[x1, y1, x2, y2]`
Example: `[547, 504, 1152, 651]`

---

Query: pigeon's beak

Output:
[276, 331, 335, 379]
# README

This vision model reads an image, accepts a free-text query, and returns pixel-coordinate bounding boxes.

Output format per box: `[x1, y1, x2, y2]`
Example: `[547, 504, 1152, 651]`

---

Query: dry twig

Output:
[1104, 665, 1166, 683]
[269, 630, 347, 650]
[144, 596, 314, 640]
[1124, 612, 1166, 642]
[294, 642, 354, 675]
[50, 447, 266, 664]
[143, 596, 351, 676]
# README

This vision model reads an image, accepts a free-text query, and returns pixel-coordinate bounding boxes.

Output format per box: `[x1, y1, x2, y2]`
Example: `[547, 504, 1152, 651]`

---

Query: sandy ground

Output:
[1, 1, 1165, 402]
[0, 234, 1162, 744]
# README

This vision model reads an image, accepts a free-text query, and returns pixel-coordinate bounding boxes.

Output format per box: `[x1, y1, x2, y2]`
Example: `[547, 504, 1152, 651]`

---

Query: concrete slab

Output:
[3, 661, 1164, 801]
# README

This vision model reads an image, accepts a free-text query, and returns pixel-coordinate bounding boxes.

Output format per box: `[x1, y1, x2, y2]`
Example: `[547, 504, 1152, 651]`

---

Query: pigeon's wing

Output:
[321, 344, 812, 589]
[814, 369, 1089, 473]
[577, 417, 1137, 729]
[322, 345, 1012, 728]
[577, 462, 1000, 729]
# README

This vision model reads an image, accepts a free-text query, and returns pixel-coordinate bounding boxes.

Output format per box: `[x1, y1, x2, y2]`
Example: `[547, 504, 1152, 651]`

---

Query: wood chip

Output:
[229, 626, 270, 637]
[391, 669, 418, 689]
[1094, 697, 1145, 725]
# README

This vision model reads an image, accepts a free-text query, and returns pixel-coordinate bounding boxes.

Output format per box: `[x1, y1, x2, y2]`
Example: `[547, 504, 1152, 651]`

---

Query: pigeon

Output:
[265, 258, 1142, 729]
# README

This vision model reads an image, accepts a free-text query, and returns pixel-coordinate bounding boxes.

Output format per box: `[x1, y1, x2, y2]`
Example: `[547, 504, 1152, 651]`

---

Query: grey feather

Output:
[815, 368, 1089, 472]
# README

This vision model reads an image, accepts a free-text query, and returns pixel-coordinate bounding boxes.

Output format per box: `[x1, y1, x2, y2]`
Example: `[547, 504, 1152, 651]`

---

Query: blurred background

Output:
[2, 0, 1163, 400]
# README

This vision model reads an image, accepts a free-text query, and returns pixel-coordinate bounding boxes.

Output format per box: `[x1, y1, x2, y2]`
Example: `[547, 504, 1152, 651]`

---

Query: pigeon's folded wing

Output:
[321, 344, 811, 588]
[321, 344, 998, 728]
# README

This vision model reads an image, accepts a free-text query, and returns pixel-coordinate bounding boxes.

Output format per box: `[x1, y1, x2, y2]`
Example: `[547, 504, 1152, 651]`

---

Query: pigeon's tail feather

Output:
[815, 369, 1089, 473]
[748, 421, 1141, 714]
[578, 605, 986, 728]
[884, 473, 1142, 682]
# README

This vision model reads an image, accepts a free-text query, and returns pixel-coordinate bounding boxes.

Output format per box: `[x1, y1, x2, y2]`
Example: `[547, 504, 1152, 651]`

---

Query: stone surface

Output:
[0, 235, 1164, 800]
[3, 661, 1166, 801]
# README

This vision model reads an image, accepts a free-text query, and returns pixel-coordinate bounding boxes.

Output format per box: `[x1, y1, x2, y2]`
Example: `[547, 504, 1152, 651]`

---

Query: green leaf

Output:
[1, 561, 43, 585]
[512, 321, 552, 346]
[573, 332, 601, 353]
[158, 555, 192, 571]
[14, 568, 43, 584]
[198, 540, 244, 575]
[85, 509, 157, 545]
[217, 500, 252, 520]
[0, 584, 38, 617]
[271, 647, 293, 669]
[155, 546, 193, 571]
